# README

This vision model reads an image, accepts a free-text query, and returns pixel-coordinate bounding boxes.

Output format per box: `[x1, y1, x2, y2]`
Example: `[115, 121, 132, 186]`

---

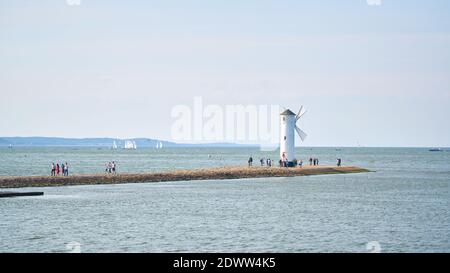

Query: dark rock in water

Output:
[0, 191, 44, 198]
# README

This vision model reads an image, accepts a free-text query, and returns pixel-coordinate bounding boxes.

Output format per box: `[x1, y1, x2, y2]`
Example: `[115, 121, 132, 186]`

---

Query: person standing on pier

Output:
[337, 158, 342, 167]
[64, 162, 69, 176]
[309, 158, 313, 166]
[112, 161, 116, 174]
[51, 163, 55, 176]
[248, 157, 253, 167]
[56, 163, 60, 176]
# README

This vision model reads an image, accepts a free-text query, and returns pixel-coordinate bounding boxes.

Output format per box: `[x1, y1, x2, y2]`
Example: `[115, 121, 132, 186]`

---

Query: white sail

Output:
[124, 140, 135, 149]
[133, 141, 137, 149]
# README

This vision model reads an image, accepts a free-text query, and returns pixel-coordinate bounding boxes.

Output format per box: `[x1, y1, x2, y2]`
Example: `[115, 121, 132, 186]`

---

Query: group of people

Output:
[105, 161, 117, 174]
[309, 158, 320, 166]
[248, 156, 343, 168]
[260, 158, 273, 167]
[49, 161, 119, 176]
[248, 157, 274, 167]
[51, 162, 69, 176]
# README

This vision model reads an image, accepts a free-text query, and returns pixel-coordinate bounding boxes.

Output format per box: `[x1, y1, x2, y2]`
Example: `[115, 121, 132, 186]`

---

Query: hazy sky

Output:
[1, 0, 449, 147]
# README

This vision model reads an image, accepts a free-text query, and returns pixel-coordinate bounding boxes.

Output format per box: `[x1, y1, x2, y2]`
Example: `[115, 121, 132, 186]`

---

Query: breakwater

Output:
[0, 166, 370, 189]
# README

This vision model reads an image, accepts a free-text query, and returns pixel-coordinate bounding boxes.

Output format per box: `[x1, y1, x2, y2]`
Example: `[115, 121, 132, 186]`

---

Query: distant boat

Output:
[429, 148, 443, 152]
[155, 141, 163, 149]
[112, 141, 118, 150]
[124, 140, 137, 150]
[8, 144, 12, 149]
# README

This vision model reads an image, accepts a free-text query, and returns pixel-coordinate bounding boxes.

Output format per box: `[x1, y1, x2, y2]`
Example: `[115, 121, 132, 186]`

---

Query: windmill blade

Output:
[295, 106, 303, 120]
[295, 126, 307, 141]
[296, 110, 308, 121]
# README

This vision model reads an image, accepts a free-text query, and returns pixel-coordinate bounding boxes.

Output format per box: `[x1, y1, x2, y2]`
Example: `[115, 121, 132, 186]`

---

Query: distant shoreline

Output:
[0, 166, 370, 189]
[1, 137, 448, 149]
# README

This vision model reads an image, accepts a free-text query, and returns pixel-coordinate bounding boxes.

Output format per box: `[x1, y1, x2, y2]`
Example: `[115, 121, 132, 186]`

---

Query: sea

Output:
[0, 147, 449, 253]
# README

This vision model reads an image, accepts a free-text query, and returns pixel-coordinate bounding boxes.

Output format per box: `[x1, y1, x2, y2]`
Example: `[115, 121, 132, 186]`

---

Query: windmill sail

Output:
[295, 126, 307, 141]
[296, 109, 307, 121]
[295, 105, 307, 141]
[295, 106, 303, 120]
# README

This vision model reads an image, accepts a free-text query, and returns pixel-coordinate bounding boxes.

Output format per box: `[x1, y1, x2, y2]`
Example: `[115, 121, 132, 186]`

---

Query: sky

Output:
[1, 0, 449, 147]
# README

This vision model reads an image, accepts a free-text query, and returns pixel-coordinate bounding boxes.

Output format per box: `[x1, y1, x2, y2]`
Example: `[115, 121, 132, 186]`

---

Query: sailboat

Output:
[112, 141, 118, 150]
[8, 144, 12, 149]
[124, 140, 137, 150]
[155, 141, 163, 149]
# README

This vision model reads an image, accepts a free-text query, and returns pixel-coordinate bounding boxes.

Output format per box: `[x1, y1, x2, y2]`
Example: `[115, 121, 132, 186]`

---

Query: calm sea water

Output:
[0, 147, 449, 252]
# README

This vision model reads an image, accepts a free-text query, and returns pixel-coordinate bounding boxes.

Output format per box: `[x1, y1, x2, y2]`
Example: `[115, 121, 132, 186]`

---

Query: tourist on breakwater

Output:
[309, 157, 313, 166]
[51, 163, 56, 176]
[281, 153, 288, 167]
[313, 158, 319, 166]
[105, 162, 117, 174]
[248, 157, 253, 167]
[260, 158, 265, 166]
[337, 158, 342, 167]
[299, 160, 303, 167]
[64, 162, 69, 176]
[56, 163, 60, 175]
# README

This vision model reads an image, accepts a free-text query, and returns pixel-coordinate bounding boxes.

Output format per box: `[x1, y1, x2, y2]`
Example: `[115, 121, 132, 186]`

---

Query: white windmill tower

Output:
[279, 106, 307, 163]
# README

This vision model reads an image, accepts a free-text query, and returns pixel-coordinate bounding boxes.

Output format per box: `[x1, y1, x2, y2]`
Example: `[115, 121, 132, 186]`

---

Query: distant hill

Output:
[0, 137, 255, 148]
[0, 138, 9, 145]
[0, 137, 174, 147]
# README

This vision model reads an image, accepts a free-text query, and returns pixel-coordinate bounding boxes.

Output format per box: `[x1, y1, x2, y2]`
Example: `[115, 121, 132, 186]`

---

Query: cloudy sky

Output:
[1, 0, 449, 147]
